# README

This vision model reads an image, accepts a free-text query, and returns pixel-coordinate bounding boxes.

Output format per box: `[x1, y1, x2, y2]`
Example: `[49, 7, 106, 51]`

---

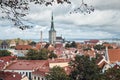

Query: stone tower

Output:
[49, 13, 56, 45]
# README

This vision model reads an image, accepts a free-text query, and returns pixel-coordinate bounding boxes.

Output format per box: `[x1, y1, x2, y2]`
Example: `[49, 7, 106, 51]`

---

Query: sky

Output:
[0, 0, 120, 40]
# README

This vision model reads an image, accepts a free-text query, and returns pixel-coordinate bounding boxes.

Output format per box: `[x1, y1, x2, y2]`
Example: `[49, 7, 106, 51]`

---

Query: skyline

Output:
[0, 0, 120, 39]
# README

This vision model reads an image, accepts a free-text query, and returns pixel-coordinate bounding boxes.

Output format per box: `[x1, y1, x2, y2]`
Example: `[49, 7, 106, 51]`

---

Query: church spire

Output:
[51, 12, 55, 31]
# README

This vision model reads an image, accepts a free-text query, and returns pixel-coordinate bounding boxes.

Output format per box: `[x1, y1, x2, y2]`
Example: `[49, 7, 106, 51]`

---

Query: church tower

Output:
[49, 13, 56, 45]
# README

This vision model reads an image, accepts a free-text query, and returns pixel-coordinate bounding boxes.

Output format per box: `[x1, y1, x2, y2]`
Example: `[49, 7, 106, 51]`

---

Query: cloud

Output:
[0, 0, 120, 40]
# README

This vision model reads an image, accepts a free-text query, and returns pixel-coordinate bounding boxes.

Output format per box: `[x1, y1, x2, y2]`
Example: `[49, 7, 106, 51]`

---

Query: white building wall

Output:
[4, 70, 32, 80]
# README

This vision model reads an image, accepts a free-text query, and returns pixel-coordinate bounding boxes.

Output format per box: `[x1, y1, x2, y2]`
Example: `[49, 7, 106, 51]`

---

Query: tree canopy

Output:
[69, 55, 102, 80]
[46, 66, 70, 80]
[103, 66, 120, 80]
[65, 41, 77, 48]
[0, 50, 11, 57]
[49, 51, 57, 59]
[0, 0, 94, 30]
[25, 48, 49, 60]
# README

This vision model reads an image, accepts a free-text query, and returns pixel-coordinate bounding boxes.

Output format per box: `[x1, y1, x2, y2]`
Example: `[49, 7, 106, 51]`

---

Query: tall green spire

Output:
[51, 12, 55, 31]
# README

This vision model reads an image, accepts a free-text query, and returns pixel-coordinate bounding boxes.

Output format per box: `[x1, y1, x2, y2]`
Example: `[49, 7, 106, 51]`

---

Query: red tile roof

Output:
[108, 49, 120, 63]
[49, 59, 70, 63]
[83, 50, 95, 57]
[0, 56, 16, 70]
[15, 45, 32, 50]
[32, 67, 49, 76]
[0, 71, 22, 80]
[63, 66, 71, 75]
[5, 60, 49, 70]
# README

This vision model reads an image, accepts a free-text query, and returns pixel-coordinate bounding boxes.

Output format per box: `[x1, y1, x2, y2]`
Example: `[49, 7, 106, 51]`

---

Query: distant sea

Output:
[32, 38, 120, 44]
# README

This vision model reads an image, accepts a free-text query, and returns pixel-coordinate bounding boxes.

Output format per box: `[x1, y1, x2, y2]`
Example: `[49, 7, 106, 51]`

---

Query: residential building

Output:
[0, 40, 9, 50]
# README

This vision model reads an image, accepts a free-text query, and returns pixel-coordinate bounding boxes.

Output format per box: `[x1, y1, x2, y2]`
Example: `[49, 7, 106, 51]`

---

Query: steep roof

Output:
[1, 40, 8, 46]
[108, 49, 120, 63]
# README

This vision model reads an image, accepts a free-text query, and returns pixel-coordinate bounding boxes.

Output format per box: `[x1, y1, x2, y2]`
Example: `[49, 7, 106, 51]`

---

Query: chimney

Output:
[13, 74, 16, 77]
[40, 31, 43, 43]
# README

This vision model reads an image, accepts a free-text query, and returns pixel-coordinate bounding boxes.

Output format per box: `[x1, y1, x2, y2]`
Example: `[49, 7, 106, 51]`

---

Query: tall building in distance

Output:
[49, 13, 56, 45]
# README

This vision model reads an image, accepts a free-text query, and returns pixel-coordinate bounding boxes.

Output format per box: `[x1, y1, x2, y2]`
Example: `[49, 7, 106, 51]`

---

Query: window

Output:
[38, 77, 40, 80]
[29, 72, 31, 80]
[26, 72, 28, 76]
[42, 78, 44, 80]
[34, 76, 36, 80]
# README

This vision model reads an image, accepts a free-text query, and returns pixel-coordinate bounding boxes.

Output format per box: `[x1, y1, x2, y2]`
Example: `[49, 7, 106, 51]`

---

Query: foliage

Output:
[38, 48, 48, 60]
[46, 66, 70, 80]
[94, 45, 105, 50]
[108, 46, 113, 49]
[70, 0, 94, 14]
[26, 49, 38, 60]
[26, 48, 48, 60]
[83, 47, 91, 51]
[29, 41, 36, 46]
[69, 55, 102, 80]
[0, 50, 11, 57]
[0, 0, 94, 30]
[49, 51, 57, 59]
[65, 41, 77, 48]
[103, 67, 120, 80]
[65, 42, 71, 48]
[71, 41, 77, 48]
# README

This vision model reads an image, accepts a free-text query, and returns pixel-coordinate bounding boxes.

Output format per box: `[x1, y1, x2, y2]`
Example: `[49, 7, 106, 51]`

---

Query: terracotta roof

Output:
[32, 67, 49, 76]
[108, 49, 120, 63]
[10, 40, 16, 44]
[5, 60, 49, 70]
[0, 56, 16, 70]
[85, 40, 99, 44]
[55, 43, 63, 48]
[48, 45, 55, 51]
[83, 50, 95, 57]
[113, 63, 120, 69]
[49, 59, 70, 63]
[0, 71, 22, 80]
[63, 66, 71, 75]
[98, 60, 107, 68]
[36, 44, 41, 49]
[15, 45, 32, 50]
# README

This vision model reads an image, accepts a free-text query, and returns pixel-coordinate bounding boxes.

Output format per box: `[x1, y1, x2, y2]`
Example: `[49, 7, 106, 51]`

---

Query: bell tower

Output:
[49, 12, 56, 45]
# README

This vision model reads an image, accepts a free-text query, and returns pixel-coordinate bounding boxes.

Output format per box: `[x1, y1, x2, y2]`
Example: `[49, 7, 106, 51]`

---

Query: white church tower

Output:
[49, 13, 56, 45]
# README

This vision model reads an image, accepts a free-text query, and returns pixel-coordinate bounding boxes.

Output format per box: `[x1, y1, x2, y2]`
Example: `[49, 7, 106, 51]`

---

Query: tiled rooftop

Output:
[5, 60, 49, 70]
[108, 49, 120, 63]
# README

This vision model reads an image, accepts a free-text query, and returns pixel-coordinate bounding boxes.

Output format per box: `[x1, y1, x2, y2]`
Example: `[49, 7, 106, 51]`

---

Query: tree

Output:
[65, 42, 71, 48]
[71, 41, 77, 48]
[46, 66, 70, 80]
[103, 66, 120, 80]
[26, 49, 38, 60]
[26, 48, 49, 60]
[0, 0, 94, 30]
[94, 45, 105, 50]
[0, 50, 11, 57]
[38, 48, 48, 60]
[29, 41, 36, 46]
[49, 51, 57, 59]
[65, 41, 77, 48]
[69, 55, 102, 80]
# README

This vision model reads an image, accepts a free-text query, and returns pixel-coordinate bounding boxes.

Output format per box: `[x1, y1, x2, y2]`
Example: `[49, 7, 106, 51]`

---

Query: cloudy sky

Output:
[0, 0, 120, 40]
